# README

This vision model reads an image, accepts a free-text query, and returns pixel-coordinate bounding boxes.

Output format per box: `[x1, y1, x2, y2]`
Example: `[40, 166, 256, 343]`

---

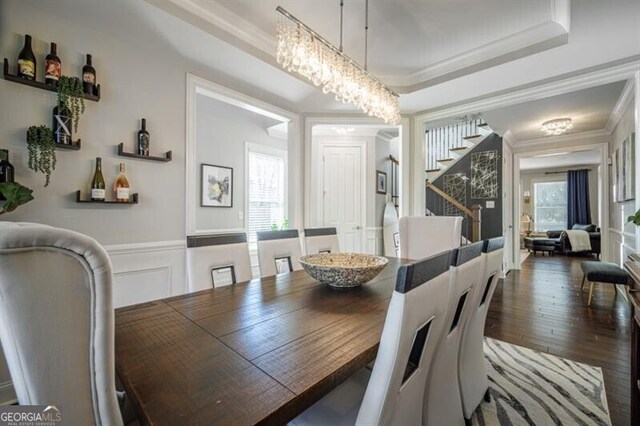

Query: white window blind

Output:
[248, 149, 286, 245]
[533, 180, 567, 231]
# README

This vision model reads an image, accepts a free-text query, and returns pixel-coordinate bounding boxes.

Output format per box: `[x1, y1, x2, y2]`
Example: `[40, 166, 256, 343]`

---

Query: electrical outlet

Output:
[238, 211, 244, 220]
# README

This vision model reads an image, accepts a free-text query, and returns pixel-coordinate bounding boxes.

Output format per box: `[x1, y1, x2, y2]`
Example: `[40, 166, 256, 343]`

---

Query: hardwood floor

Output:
[486, 254, 631, 426]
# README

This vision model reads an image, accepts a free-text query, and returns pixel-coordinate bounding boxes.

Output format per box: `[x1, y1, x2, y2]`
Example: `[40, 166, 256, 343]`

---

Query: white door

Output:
[321, 145, 364, 252]
[502, 142, 514, 273]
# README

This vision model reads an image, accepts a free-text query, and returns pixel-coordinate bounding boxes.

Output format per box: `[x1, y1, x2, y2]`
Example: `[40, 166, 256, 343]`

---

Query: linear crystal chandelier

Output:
[276, 3, 401, 125]
[541, 118, 573, 136]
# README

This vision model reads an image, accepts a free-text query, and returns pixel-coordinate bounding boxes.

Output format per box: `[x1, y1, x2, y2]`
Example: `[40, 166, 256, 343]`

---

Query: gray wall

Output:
[195, 95, 286, 231]
[0, 0, 297, 245]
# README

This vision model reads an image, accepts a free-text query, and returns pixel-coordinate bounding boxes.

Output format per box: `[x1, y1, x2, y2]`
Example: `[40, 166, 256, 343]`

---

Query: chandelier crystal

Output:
[541, 118, 573, 136]
[276, 6, 401, 125]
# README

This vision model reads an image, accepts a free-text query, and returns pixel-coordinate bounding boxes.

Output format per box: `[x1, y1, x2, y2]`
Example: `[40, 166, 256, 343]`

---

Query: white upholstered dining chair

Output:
[186, 233, 252, 290]
[257, 229, 303, 277]
[0, 222, 124, 426]
[303, 227, 340, 254]
[290, 250, 452, 426]
[423, 241, 483, 426]
[399, 216, 463, 260]
[459, 237, 504, 422]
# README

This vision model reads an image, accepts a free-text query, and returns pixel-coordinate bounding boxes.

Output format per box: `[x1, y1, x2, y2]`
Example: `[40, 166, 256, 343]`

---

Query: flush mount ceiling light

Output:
[276, 1, 401, 125]
[541, 118, 573, 136]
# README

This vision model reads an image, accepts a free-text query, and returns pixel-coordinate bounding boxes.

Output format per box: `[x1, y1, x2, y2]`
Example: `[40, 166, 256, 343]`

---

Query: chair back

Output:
[256, 230, 303, 277]
[399, 216, 462, 260]
[0, 222, 123, 426]
[424, 242, 483, 426]
[186, 233, 252, 290]
[459, 237, 504, 419]
[356, 251, 451, 425]
[303, 228, 340, 254]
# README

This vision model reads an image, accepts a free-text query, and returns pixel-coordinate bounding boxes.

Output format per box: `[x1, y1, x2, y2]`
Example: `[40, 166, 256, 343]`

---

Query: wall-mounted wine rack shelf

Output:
[3, 58, 101, 101]
[116, 143, 171, 162]
[75, 190, 138, 204]
[55, 140, 81, 150]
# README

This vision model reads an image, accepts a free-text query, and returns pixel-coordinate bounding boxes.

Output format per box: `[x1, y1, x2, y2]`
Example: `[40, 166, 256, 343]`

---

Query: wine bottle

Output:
[17, 34, 36, 81]
[113, 162, 130, 202]
[0, 149, 15, 183]
[82, 54, 96, 95]
[45, 42, 61, 86]
[52, 105, 72, 145]
[90, 157, 106, 201]
[137, 118, 150, 156]
[0, 149, 13, 202]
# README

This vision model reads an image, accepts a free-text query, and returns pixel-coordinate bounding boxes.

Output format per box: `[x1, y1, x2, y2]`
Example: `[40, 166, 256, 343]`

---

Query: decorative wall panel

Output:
[471, 150, 498, 199]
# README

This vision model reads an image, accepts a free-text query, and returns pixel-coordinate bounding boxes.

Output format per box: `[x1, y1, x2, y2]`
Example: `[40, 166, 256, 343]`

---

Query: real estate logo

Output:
[0, 405, 62, 426]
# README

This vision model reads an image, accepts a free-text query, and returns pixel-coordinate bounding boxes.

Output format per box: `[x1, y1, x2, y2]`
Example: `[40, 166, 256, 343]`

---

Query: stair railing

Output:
[425, 180, 482, 242]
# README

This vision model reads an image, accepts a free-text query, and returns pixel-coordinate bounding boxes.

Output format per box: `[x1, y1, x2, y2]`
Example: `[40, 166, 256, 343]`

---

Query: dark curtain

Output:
[567, 169, 591, 229]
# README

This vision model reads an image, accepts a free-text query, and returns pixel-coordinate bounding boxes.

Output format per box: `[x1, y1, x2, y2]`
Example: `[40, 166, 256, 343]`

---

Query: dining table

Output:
[114, 257, 410, 425]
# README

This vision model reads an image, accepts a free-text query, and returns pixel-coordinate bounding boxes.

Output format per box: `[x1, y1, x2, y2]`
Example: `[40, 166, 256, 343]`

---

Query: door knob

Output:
[354, 226, 362, 230]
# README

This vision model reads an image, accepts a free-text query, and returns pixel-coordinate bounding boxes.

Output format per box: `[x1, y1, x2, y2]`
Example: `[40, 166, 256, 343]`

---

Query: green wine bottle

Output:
[90, 157, 106, 201]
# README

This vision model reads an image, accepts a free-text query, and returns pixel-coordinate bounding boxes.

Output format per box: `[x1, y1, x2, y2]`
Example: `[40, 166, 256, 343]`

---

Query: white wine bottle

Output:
[90, 157, 106, 201]
[114, 162, 130, 202]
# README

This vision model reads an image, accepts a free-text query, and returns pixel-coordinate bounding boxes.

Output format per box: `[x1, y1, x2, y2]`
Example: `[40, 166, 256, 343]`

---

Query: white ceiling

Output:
[520, 149, 601, 170]
[216, 0, 556, 79]
[482, 81, 626, 141]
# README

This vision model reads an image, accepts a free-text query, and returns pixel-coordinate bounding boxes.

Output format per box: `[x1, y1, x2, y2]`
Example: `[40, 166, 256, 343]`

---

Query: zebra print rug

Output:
[472, 338, 611, 425]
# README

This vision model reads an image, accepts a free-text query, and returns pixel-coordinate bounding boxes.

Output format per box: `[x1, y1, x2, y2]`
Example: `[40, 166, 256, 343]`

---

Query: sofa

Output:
[549, 224, 601, 257]
[524, 224, 600, 257]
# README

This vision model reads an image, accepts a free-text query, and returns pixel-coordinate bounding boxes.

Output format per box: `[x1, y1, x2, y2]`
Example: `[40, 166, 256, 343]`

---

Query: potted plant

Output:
[628, 210, 640, 226]
[0, 150, 33, 215]
[26, 125, 56, 186]
[57, 76, 85, 129]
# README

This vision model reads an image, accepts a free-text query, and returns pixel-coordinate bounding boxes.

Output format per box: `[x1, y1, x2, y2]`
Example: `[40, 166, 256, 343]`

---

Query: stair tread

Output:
[449, 147, 468, 151]
[426, 168, 441, 172]
[463, 134, 482, 140]
[437, 158, 454, 162]
[478, 122, 489, 127]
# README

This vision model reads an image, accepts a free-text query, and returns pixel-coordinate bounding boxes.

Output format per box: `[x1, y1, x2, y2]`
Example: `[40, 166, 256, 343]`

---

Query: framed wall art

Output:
[201, 164, 233, 207]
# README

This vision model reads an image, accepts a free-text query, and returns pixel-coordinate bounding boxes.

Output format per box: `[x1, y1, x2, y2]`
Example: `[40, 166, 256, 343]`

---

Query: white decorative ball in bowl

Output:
[299, 253, 389, 288]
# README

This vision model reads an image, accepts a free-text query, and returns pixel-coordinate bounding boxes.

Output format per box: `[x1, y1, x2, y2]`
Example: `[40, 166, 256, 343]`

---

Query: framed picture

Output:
[376, 170, 387, 194]
[612, 150, 618, 203]
[201, 164, 233, 207]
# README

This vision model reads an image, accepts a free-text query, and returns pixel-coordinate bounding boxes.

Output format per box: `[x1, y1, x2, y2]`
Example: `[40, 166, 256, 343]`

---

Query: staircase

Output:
[425, 118, 493, 182]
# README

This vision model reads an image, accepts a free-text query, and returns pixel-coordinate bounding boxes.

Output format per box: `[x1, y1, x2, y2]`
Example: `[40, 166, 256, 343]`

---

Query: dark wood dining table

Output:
[114, 257, 409, 425]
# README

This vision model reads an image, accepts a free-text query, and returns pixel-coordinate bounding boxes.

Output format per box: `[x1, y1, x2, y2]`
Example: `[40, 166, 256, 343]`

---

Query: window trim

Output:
[531, 177, 568, 232]
[244, 141, 289, 248]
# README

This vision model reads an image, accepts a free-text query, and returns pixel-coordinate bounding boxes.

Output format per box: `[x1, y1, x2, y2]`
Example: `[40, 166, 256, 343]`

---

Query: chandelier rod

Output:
[339, 0, 344, 52]
[364, 0, 368, 70]
[276, 6, 399, 98]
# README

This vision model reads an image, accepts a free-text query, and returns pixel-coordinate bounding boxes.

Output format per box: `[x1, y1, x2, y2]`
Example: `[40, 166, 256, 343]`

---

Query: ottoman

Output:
[523, 237, 558, 256]
[580, 261, 630, 306]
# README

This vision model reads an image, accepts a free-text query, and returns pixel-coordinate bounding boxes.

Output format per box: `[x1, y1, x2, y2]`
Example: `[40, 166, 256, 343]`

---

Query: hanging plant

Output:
[26, 125, 56, 186]
[57, 76, 85, 130]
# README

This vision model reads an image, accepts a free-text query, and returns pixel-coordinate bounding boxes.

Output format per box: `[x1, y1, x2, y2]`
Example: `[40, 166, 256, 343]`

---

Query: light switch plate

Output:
[486, 201, 495, 208]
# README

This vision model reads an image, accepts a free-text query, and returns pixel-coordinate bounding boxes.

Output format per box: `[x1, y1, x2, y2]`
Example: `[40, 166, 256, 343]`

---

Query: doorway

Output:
[320, 143, 366, 252]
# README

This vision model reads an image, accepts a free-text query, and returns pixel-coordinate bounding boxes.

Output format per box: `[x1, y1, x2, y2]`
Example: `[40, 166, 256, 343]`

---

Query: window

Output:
[246, 144, 287, 247]
[533, 180, 567, 231]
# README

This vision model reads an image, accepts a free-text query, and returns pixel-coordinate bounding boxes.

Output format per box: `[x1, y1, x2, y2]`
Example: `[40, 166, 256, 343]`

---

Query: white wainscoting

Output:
[105, 240, 187, 308]
[608, 229, 636, 266]
[365, 227, 383, 255]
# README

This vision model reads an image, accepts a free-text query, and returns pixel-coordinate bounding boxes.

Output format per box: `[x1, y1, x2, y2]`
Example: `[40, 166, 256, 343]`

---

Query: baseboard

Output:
[0, 381, 16, 405]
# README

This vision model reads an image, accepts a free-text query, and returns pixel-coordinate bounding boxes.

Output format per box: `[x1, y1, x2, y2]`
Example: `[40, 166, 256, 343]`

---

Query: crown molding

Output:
[502, 130, 518, 149]
[513, 128, 610, 149]
[147, 0, 574, 94]
[386, 20, 569, 92]
[605, 78, 635, 134]
[415, 55, 640, 124]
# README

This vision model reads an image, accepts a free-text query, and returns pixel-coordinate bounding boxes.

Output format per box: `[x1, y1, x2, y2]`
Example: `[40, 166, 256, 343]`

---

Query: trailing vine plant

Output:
[0, 150, 34, 215]
[57, 76, 85, 130]
[27, 125, 56, 186]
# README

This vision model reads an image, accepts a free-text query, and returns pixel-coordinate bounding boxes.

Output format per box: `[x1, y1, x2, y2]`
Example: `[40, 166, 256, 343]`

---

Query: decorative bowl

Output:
[299, 253, 389, 288]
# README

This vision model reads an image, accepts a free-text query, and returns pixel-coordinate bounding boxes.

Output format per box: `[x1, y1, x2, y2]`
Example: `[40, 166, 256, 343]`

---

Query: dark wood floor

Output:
[486, 254, 631, 426]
